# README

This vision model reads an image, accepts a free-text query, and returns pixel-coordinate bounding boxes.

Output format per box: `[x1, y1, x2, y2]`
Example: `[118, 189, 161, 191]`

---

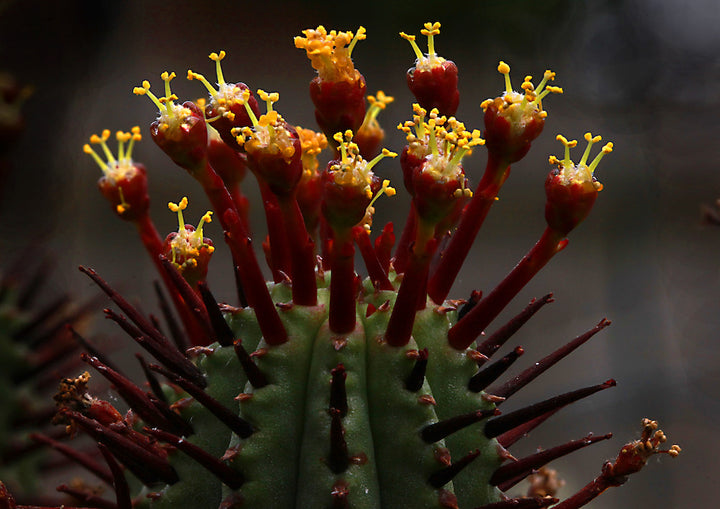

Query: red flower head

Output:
[162, 197, 215, 288]
[233, 89, 303, 197]
[355, 90, 394, 159]
[482, 62, 563, 164]
[295, 26, 368, 147]
[322, 130, 396, 232]
[84, 126, 149, 222]
[187, 51, 261, 150]
[545, 132, 613, 235]
[133, 72, 208, 173]
[401, 22, 459, 117]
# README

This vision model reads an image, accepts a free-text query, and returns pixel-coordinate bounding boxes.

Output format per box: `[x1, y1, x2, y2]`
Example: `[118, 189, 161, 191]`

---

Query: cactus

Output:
[0, 22, 679, 509]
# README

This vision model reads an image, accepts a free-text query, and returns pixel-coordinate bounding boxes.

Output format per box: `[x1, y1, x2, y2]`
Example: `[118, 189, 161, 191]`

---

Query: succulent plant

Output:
[0, 22, 679, 509]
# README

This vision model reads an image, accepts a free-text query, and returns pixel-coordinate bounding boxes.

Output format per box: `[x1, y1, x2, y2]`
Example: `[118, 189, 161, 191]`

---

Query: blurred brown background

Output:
[1, 0, 718, 507]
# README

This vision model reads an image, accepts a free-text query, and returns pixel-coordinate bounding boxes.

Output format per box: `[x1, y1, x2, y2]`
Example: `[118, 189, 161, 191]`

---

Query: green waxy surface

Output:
[121, 280, 506, 508]
[413, 306, 504, 507]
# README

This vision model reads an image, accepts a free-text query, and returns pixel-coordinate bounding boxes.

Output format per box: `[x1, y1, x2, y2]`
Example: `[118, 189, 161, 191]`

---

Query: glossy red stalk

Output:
[276, 193, 318, 306]
[328, 228, 356, 334]
[385, 222, 438, 347]
[448, 227, 567, 350]
[352, 226, 393, 291]
[428, 153, 510, 304]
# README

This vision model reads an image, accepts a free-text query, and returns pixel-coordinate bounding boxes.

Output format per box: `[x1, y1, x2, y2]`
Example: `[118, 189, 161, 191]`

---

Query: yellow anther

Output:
[367, 91, 394, 109]
[498, 61, 510, 74]
[556, 134, 576, 147]
[257, 90, 280, 115]
[197, 211, 213, 233]
[209, 51, 226, 62]
[399, 32, 416, 42]
[602, 142, 613, 153]
[421, 21, 441, 37]
[168, 197, 189, 213]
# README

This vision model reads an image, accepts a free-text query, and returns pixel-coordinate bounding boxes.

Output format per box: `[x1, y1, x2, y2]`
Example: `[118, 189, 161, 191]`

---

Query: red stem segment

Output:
[277, 194, 318, 306]
[448, 227, 566, 350]
[352, 226, 393, 291]
[428, 154, 510, 304]
[259, 182, 291, 282]
[385, 223, 438, 347]
[329, 229, 356, 334]
[223, 209, 287, 345]
[187, 161, 286, 344]
[393, 204, 417, 274]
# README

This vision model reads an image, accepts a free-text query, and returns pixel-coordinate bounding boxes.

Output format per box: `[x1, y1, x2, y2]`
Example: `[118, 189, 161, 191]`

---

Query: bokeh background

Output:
[1, 0, 718, 507]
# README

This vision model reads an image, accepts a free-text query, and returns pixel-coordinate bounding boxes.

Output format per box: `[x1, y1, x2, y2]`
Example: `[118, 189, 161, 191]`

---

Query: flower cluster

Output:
[0, 21, 678, 509]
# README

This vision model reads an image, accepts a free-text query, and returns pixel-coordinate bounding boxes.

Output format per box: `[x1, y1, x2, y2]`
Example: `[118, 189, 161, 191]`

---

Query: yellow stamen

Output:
[366, 147, 398, 173]
[420, 21, 441, 56]
[400, 32, 423, 60]
[348, 26, 366, 56]
[187, 69, 218, 96]
[498, 61, 512, 93]
[209, 50, 226, 85]
[168, 196, 189, 231]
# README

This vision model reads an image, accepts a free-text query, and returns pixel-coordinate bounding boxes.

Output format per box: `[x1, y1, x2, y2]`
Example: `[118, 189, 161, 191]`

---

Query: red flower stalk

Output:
[83, 127, 210, 345]
[448, 132, 612, 350]
[295, 26, 368, 147]
[386, 109, 481, 347]
[234, 89, 317, 305]
[553, 419, 681, 509]
[401, 22, 459, 117]
[428, 62, 563, 304]
[322, 131, 396, 333]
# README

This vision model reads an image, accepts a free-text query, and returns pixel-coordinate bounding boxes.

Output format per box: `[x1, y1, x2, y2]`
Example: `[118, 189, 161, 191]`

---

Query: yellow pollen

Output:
[168, 197, 189, 214]
[84, 126, 142, 179]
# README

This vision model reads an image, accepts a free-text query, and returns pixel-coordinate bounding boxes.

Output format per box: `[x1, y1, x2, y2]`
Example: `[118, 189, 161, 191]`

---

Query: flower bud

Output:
[545, 133, 612, 235]
[84, 127, 149, 222]
[398, 105, 482, 225]
[481, 62, 562, 163]
[401, 22, 459, 116]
